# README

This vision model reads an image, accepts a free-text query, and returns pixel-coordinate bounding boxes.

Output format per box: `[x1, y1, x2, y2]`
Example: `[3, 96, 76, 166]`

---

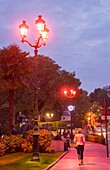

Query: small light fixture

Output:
[70, 89, 76, 96]
[46, 113, 50, 117]
[41, 25, 49, 44]
[19, 20, 29, 42]
[35, 15, 45, 33]
[68, 105, 75, 111]
[51, 113, 54, 117]
[64, 90, 68, 95]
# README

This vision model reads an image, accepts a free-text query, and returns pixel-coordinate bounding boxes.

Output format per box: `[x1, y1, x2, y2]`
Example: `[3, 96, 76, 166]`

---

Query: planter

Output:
[52, 140, 64, 152]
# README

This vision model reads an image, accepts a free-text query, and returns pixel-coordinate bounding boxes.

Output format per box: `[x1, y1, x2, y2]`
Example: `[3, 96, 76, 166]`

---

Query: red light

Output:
[70, 89, 76, 95]
[62, 88, 76, 98]
[64, 90, 68, 95]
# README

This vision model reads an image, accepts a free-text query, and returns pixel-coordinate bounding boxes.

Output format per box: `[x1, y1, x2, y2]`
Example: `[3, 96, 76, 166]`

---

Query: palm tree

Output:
[0, 44, 33, 135]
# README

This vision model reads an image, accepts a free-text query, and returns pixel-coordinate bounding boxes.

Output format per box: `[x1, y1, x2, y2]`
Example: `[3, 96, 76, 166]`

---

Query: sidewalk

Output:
[49, 142, 110, 170]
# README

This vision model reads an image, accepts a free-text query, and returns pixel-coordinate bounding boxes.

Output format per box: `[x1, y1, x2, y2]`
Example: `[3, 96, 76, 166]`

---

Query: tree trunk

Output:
[9, 89, 14, 135]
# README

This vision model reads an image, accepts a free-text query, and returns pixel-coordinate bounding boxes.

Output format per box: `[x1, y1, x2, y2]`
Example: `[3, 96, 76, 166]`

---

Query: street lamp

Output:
[63, 88, 76, 98]
[46, 113, 54, 119]
[87, 112, 91, 126]
[103, 98, 109, 157]
[19, 15, 49, 161]
[88, 117, 91, 124]
[100, 99, 109, 158]
[63, 87, 76, 141]
[46, 112, 54, 130]
[68, 105, 75, 141]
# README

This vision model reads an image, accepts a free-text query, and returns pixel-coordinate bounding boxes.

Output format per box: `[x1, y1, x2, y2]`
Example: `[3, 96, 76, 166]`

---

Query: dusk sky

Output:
[0, 0, 110, 93]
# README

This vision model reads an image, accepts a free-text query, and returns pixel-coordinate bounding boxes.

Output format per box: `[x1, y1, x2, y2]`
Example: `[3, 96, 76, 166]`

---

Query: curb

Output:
[44, 151, 69, 170]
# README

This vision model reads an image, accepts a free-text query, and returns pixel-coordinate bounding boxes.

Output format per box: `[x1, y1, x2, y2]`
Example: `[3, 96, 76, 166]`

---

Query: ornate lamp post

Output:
[101, 100, 109, 158]
[19, 15, 49, 161]
[63, 88, 76, 98]
[103, 98, 109, 157]
[46, 113, 54, 119]
[46, 112, 54, 130]
[68, 105, 75, 140]
[87, 112, 91, 126]
[63, 87, 76, 141]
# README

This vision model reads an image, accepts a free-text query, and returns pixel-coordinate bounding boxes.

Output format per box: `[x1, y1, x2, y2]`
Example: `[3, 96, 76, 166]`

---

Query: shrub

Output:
[39, 129, 52, 152]
[1, 129, 52, 154]
[25, 129, 52, 153]
[85, 134, 105, 144]
[0, 143, 5, 156]
[2, 134, 23, 153]
[21, 139, 33, 153]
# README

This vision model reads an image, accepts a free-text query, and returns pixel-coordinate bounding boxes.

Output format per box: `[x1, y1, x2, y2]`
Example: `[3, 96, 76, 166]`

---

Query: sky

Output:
[0, 0, 110, 94]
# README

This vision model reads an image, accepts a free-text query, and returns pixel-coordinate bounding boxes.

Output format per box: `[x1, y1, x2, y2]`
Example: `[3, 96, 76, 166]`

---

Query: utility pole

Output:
[104, 98, 109, 157]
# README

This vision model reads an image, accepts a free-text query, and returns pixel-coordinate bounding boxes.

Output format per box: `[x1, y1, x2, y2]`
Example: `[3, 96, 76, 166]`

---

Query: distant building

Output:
[61, 111, 71, 121]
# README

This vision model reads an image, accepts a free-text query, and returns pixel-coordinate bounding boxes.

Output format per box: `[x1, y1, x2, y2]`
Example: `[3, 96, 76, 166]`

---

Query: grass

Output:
[0, 152, 64, 170]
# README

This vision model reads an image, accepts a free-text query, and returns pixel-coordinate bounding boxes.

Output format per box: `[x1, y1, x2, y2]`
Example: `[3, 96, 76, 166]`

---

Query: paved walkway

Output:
[49, 142, 110, 170]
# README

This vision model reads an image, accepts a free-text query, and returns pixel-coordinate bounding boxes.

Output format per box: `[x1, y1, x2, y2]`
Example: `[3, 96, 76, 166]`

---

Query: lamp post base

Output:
[31, 117, 40, 162]
[31, 156, 40, 162]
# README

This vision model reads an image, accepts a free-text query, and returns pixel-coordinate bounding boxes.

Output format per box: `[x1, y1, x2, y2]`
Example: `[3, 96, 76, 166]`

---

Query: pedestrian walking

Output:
[63, 131, 71, 151]
[74, 128, 85, 166]
[66, 130, 71, 149]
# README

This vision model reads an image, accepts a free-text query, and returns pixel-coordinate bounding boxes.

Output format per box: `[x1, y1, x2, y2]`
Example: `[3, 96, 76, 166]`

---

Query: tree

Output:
[89, 88, 110, 107]
[0, 44, 33, 135]
[23, 55, 81, 120]
[0, 52, 89, 130]
[89, 87, 110, 125]
[73, 89, 90, 127]
[13, 55, 82, 122]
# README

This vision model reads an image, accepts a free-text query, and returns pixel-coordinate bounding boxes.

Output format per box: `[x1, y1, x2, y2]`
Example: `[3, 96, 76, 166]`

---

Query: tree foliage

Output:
[0, 44, 33, 134]
[0, 44, 32, 91]
[89, 88, 110, 107]
[0, 45, 90, 131]
[89, 87, 110, 124]
[73, 89, 90, 127]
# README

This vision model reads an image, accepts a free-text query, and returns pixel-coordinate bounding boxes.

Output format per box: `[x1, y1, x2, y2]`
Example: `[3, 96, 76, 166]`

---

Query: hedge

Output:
[85, 134, 105, 144]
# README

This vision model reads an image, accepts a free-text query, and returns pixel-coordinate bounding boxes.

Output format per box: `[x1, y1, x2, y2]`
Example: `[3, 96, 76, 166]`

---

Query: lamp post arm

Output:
[21, 35, 44, 49]
[35, 36, 46, 48]
[21, 39, 35, 48]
